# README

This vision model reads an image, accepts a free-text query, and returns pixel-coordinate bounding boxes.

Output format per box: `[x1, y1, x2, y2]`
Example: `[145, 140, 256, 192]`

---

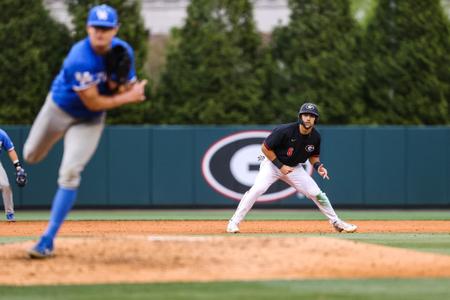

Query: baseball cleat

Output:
[28, 236, 54, 259]
[226, 221, 240, 233]
[6, 213, 15, 222]
[331, 219, 357, 233]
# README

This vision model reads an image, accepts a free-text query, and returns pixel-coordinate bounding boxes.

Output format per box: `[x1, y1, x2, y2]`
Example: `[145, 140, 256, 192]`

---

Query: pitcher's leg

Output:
[29, 115, 105, 258]
[228, 159, 280, 231]
[47, 115, 105, 237]
[58, 115, 105, 189]
[24, 95, 73, 164]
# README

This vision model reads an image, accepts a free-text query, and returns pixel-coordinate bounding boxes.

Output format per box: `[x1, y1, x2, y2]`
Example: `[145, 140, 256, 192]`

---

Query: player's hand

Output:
[117, 83, 133, 93]
[280, 165, 294, 175]
[126, 80, 147, 103]
[317, 164, 330, 180]
[108, 81, 134, 94]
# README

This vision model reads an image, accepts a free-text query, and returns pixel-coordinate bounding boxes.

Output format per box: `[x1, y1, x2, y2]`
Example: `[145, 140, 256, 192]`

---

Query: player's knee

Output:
[305, 189, 323, 201]
[314, 192, 330, 204]
[23, 149, 34, 164]
[1, 185, 11, 191]
[23, 144, 41, 164]
[1, 185, 12, 195]
[249, 185, 268, 197]
[58, 167, 82, 189]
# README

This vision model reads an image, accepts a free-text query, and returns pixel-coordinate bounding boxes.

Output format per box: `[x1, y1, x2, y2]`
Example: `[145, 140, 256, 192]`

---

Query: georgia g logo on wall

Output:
[201, 131, 295, 202]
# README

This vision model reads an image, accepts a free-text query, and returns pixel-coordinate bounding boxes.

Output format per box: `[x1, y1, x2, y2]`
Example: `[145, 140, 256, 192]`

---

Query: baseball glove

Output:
[104, 45, 131, 93]
[15, 167, 27, 187]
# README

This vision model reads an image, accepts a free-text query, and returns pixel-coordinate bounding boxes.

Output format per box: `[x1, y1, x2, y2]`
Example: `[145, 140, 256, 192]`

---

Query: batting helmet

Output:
[298, 103, 319, 120]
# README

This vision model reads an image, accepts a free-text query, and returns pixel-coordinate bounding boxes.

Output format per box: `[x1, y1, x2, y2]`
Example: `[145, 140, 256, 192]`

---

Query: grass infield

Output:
[0, 279, 449, 300]
[8, 209, 450, 221]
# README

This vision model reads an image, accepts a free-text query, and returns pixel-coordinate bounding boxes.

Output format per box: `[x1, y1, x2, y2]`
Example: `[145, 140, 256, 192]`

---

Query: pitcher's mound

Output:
[1, 236, 450, 285]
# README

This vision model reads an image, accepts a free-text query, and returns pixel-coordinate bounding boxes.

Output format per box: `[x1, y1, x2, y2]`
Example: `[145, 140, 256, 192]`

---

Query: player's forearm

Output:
[262, 144, 284, 169]
[80, 80, 146, 111]
[261, 144, 276, 161]
[309, 156, 328, 178]
[7, 149, 19, 163]
[84, 93, 134, 111]
[309, 156, 320, 165]
[7, 149, 22, 170]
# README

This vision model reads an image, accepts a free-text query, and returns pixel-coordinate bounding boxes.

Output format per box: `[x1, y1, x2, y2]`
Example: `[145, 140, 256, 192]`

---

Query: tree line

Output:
[0, 0, 448, 125]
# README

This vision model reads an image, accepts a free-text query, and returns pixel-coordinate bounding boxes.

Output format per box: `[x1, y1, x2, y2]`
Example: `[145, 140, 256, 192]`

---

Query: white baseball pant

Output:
[230, 157, 339, 224]
[23, 94, 105, 189]
[0, 161, 13, 214]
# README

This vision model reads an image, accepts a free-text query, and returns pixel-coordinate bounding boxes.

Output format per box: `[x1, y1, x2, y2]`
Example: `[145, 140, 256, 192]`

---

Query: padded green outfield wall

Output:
[1, 125, 449, 208]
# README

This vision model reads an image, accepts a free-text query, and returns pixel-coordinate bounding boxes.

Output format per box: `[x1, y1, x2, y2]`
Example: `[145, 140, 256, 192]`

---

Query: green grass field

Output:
[1, 279, 450, 300]
[8, 208, 450, 221]
[0, 209, 449, 299]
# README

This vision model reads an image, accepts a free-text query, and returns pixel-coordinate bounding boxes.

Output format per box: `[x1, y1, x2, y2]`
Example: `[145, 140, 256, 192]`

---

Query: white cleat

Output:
[331, 219, 357, 233]
[226, 221, 240, 233]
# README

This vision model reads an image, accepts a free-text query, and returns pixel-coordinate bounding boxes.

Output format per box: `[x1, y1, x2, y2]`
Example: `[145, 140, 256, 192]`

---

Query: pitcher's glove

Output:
[105, 45, 131, 94]
[16, 167, 27, 187]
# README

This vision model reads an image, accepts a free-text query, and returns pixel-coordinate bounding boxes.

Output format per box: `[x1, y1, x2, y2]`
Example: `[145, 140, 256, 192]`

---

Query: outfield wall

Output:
[1, 125, 449, 208]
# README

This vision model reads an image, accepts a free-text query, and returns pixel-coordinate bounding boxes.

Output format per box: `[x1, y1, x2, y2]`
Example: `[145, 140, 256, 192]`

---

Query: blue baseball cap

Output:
[87, 4, 118, 28]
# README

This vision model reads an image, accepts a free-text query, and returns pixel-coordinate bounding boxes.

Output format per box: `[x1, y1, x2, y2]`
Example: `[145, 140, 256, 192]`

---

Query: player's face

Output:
[301, 113, 316, 129]
[87, 26, 119, 54]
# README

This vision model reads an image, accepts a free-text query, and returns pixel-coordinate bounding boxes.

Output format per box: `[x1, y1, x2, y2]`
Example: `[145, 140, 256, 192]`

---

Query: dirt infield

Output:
[1, 220, 450, 285]
[2, 220, 450, 236]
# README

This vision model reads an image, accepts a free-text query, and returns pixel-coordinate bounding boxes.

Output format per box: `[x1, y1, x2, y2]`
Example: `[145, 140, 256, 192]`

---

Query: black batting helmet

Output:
[298, 103, 319, 120]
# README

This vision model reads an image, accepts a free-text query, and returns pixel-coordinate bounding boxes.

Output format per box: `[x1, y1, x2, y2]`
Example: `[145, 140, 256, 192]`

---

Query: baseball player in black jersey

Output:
[227, 103, 357, 233]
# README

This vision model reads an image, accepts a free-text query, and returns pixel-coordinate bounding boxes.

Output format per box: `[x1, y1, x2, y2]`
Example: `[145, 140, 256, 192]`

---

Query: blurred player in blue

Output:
[24, 4, 147, 258]
[0, 128, 27, 221]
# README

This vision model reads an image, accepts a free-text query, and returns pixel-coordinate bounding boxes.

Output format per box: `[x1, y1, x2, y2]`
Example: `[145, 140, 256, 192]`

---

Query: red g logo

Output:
[287, 147, 294, 157]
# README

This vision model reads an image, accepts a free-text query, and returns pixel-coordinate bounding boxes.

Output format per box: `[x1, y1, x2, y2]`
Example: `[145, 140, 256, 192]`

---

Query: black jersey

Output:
[263, 122, 321, 167]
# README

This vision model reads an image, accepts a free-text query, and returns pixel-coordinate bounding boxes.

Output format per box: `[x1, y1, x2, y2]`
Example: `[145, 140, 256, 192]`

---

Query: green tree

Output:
[155, 0, 264, 124]
[67, 0, 150, 124]
[266, 0, 364, 124]
[363, 0, 450, 124]
[0, 0, 72, 124]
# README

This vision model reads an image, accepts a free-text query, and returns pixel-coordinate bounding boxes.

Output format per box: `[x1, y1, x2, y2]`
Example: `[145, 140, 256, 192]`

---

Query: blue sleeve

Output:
[264, 127, 283, 150]
[128, 45, 136, 81]
[64, 47, 101, 91]
[125, 44, 137, 82]
[0, 129, 14, 151]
